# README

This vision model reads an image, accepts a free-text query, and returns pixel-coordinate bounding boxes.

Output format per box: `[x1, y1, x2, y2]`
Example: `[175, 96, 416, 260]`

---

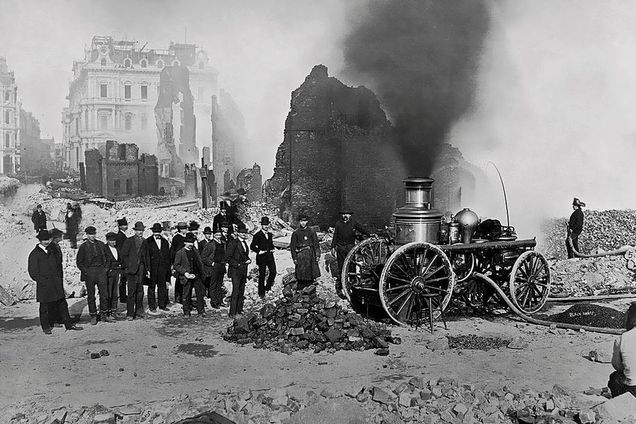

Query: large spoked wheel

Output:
[449, 252, 475, 283]
[341, 238, 391, 304]
[379, 242, 455, 326]
[509, 250, 551, 314]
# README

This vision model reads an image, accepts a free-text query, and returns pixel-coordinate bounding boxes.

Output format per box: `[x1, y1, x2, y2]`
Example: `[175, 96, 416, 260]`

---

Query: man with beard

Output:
[290, 214, 320, 290]
[76, 226, 108, 325]
[331, 210, 370, 298]
[173, 232, 206, 317]
[115, 218, 128, 303]
[170, 222, 188, 303]
[250, 217, 276, 298]
[28, 230, 82, 334]
[201, 229, 227, 309]
[143, 223, 171, 313]
[121, 221, 146, 320]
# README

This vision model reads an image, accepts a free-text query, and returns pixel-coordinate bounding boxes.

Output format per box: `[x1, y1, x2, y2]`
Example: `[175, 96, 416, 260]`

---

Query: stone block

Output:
[578, 409, 596, 424]
[372, 386, 397, 404]
[592, 392, 636, 421]
[92, 412, 115, 424]
[324, 327, 343, 343]
[286, 399, 368, 424]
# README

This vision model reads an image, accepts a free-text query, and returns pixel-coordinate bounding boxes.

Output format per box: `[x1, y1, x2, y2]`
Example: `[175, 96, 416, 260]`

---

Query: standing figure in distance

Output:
[121, 221, 146, 320]
[65, 202, 82, 249]
[290, 214, 321, 290]
[31, 204, 47, 234]
[173, 232, 206, 317]
[566, 198, 585, 259]
[143, 223, 171, 313]
[170, 221, 188, 303]
[28, 230, 82, 334]
[115, 218, 129, 303]
[331, 210, 370, 299]
[104, 232, 123, 321]
[75, 226, 108, 325]
[213, 202, 230, 236]
[225, 226, 251, 317]
[250, 217, 277, 298]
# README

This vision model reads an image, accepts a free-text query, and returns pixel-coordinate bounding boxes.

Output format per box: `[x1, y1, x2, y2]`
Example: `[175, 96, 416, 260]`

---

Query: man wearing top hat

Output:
[142, 223, 171, 313]
[115, 217, 129, 303]
[188, 221, 201, 250]
[213, 202, 230, 234]
[104, 232, 124, 320]
[76, 226, 108, 325]
[331, 210, 370, 298]
[173, 232, 206, 316]
[566, 198, 586, 259]
[201, 229, 227, 308]
[250, 217, 277, 298]
[290, 214, 321, 290]
[170, 221, 188, 303]
[121, 221, 147, 319]
[28, 230, 83, 334]
[225, 225, 251, 317]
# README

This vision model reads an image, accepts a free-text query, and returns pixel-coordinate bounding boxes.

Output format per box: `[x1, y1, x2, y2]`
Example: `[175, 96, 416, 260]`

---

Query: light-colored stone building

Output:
[62, 35, 219, 172]
[0, 57, 20, 175]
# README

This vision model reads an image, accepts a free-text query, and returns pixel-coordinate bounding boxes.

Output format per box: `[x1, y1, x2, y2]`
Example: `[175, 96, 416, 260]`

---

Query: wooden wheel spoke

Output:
[388, 287, 411, 306]
[423, 264, 446, 279]
[386, 284, 411, 293]
[421, 285, 448, 294]
[386, 272, 412, 285]
[395, 292, 414, 317]
[422, 276, 448, 284]
[420, 253, 438, 276]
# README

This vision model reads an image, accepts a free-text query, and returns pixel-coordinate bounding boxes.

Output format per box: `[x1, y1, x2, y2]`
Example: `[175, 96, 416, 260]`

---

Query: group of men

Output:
[28, 199, 371, 335]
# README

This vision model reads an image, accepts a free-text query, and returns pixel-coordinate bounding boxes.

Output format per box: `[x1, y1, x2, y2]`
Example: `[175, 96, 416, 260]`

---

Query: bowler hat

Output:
[133, 221, 145, 231]
[261, 217, 270, 225]
[176, 221, 188, 230]
[203, 226, 213, 235]
[117, 218, 128, 226]
[85, 226, 97, 235]
[150, 223, 163, 233]
[36, 229, 51, 241]
[298, 213, 309, 221]
[188, 221, 200, 231]
[184, 232, 196, 243]
[572, 198, 586, 207]
[106, 232, 117, 241]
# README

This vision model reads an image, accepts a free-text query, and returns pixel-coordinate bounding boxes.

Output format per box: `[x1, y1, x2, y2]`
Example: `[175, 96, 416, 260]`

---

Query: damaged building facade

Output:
[84, 140, 158, 200]
[236, 163, 262, 202]
[0, 57, 20, 175]
[265, 65, 478, 229]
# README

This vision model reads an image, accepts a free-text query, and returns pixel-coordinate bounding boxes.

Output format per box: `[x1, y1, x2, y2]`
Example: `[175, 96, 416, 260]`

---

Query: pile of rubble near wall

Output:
[6, 379, 632, 424]
[550, 255, 636, 297]
[223, 283, 397, 355]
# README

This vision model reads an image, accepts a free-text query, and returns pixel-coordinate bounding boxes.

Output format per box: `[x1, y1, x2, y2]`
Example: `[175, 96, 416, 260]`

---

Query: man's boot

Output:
[90, 315, 98, 325]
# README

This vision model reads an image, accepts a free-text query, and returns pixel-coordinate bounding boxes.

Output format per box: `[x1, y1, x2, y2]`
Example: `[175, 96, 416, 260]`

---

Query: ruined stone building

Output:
[84, 140, 158, 200]
[0, 57, 20, 175]
[237, 163, 262, 202]
[265, 65, 478, 229]
[20, 110, 56, 173]
[62, 35, 218, 172]
[211, 89, 244, 192]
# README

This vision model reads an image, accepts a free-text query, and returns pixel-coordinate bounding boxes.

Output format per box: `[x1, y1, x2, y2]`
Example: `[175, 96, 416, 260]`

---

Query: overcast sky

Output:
[2, 0, 636, 230]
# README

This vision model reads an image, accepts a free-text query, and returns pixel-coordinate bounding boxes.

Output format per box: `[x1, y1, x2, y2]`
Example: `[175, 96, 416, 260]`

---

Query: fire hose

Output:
[566, 236, 633, 259]
[473, 273, 624, 335]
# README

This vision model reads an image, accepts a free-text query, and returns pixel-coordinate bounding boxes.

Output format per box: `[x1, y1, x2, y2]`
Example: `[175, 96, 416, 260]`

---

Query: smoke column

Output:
[343, 0, 490, 176]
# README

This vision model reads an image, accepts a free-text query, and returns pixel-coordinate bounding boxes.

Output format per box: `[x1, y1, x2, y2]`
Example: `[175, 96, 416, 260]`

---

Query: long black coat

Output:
[121, 235, 145, 275]
[31, 210, 47, 231]
[226, 238, 250, 268]
[250, 230, 275, 266]
[170, 233, 186, 264]
[115, 230, 127, 250]
[290, 227, 321, 280]
[28, 244, 65, 302]
[142, 236, 171, 283]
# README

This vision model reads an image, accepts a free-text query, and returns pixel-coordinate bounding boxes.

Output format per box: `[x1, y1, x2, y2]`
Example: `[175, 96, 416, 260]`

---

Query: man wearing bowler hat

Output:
[173, 232, 206, 316]
[201, 229, 227, 308]
[225, 225, 251, 316]
[290, 214, 321, 290]
[331, 210, 370, 298]
[104, 232, 123, 321]
[250, 217, 277, 298]
[28, 230, 83, 334]
[170, 221, 188, 303]
[143, 223, 171, 313]
[76, 226, 108, 325]
[566, 197, 586, 259]
[121, 221, 146, 319]
[115, 217, 129, 303]
[200, 226, 213, 252]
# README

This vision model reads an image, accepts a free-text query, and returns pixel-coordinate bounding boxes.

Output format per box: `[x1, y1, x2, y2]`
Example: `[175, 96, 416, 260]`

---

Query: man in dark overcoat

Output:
[250, 216, 276, 298]
[290, 214, 321, 290]
[31, 204, 47, 234]
[225, 226, 251, 317]
[331, 210, 370, 298]
[104, 232, 123, 321]
[115, 217, 129, 303]
[65, 202, 82, 249]
[173, 232, 206, 316]
[121, 221, 146, 320]
[28, 230, 82, 334]
[170, 221, 188, 303]
[76, 226, 108, 325]
[142, 223, 171, 313]
[201, 229, 227, 308]
[566, 198, 586, 259]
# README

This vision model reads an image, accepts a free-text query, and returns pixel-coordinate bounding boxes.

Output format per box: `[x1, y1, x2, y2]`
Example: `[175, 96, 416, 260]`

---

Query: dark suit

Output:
[121, 235, 145, 318]
[105, 244, 123, 315]
[225, 237, 250, 316]
[173, 247, 205, 314]
[250, 230, 276, 296]
[142, 235, 171, 310]
[201, 239, 226, 306]
[115, 230, 128, 302]
[31, 210, 47, 232]
[76, 239, 108, 317]
[170, 232, 186, 302]
[566, 208, 584, 258]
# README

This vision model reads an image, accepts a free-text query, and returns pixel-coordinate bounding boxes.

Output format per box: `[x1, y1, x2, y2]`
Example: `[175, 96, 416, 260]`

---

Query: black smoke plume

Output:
[343, 0, 490, 176]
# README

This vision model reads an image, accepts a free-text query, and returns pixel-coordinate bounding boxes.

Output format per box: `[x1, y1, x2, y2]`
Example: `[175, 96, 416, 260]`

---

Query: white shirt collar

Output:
[38, 244, 48, 252]
[108, 245, 118, 259]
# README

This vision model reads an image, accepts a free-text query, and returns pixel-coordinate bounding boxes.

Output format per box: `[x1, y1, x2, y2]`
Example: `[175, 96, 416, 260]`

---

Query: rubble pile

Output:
[6, 379, 628, 424]
[550, 255, 636, 297]
[541, 210, 636, 259]
[0, 176, 19, 196]
[223, 284, 396, 354]
[115, 195, 175, 208]
[447, 334, 511, 350]
[548, 303, 626, 329]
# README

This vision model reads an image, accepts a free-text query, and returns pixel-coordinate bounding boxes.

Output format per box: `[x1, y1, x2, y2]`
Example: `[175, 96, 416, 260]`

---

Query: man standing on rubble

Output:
[143, 223, 171, 313]
[201, 229, 227, 309]
[170, 222, 188, 303]
[121, 221, 146, 320]
[566, 198, 586, 259]
[290, 214, 321, 290]
[115, 218, 128, 303]
[226, 226, 251, 317]
[104, 232, 123, 320]
[31, 204, 47, 234]
[28, 230, 83, 334]
[173, 232, 206, 317]
[76, 226, 108, 325]
[250, 217, 276, 298]
[65, 202, 82, 249]
[331, 210, 370, 299]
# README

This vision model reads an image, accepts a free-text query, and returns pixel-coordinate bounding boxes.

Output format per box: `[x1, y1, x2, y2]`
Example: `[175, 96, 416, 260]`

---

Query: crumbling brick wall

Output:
[84, 149, 103, 196]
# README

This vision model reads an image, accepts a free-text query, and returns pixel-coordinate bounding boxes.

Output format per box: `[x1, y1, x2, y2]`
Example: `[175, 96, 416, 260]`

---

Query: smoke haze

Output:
[342, 0, 490, 176]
